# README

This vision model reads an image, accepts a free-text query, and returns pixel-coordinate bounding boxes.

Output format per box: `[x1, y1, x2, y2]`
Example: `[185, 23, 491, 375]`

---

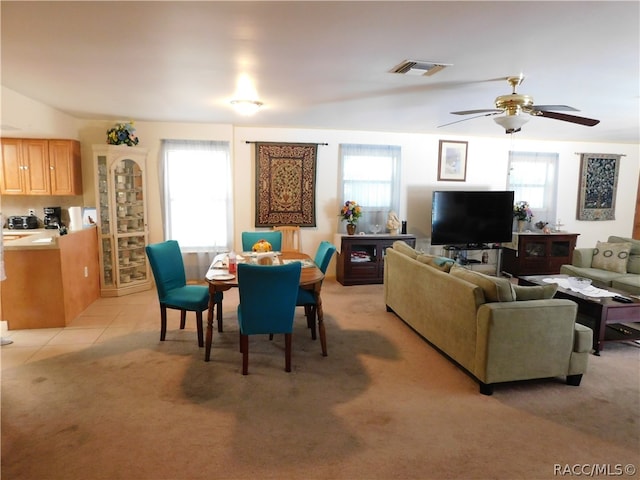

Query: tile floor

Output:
[1, 287, 225, 369]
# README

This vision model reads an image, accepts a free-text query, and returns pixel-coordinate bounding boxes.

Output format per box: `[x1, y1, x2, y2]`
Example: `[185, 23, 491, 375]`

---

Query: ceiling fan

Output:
[439, 75, 600, 133]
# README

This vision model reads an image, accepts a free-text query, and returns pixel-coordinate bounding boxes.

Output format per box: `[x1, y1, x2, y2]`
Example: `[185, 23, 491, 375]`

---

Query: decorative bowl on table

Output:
[567, 276, 592, 290]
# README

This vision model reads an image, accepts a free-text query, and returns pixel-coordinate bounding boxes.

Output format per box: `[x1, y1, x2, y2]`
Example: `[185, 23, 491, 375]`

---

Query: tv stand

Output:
[444, 243, 491, 250]
[442, 244, 503, 276]
[336, 233, 416, 285]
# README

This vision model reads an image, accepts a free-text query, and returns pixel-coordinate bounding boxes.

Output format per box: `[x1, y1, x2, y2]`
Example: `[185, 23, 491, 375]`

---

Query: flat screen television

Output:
[431, 190, 514, 246]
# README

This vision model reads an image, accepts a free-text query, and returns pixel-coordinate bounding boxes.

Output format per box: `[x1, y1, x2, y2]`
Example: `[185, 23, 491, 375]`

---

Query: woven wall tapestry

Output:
[577, 152, 622, 221]
[255, 142, 317, 227]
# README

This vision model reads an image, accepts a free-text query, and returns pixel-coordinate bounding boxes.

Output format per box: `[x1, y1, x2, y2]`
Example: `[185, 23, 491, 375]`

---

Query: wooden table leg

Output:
[315, 285, 327, 357]
[593, 307, 608, 355]
[217, 299, 223, 332]
[205, 288, 216, 362]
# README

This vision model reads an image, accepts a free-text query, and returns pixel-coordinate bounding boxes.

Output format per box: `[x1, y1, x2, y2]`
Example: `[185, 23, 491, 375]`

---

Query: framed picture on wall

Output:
[437, 140, 468, 181]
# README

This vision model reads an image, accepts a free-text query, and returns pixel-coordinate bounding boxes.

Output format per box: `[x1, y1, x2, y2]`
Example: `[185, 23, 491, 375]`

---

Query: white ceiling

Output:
[1, 1, 639, 143]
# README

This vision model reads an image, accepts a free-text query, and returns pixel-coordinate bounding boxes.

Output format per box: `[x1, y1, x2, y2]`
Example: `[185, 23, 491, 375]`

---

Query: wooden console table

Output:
[502, 232, 579, 276]
[336, 234, 416, 285]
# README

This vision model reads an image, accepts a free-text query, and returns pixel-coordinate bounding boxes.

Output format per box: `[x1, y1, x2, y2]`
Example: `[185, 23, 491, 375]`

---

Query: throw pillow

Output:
[591, 241, 631, 274]
[416, 254, 455, 272]
[393, 240, 418, 259]
[449, 265, 516, 302]
[511, 283, 558, 301]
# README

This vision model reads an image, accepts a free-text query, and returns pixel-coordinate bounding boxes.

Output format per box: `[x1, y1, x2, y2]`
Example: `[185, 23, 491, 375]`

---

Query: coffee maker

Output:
[44, 206, 62, 229]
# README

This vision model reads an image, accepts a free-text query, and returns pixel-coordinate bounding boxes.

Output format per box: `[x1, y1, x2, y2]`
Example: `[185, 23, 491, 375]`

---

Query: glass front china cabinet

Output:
[93, 145, 150, 296]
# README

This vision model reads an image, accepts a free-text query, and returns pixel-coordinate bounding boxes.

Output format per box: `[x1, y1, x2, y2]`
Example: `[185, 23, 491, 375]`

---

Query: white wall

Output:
[1, 87, 80, 139]
[2, 88, 639, 278]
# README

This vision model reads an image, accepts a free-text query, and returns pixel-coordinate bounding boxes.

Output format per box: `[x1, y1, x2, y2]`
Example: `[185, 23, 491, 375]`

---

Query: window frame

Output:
[338, 144, 401, 234]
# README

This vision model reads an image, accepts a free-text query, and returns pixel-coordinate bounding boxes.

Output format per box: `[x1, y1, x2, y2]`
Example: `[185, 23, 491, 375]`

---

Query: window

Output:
[339, 144, 401, 233]
[507, 151, 558, 227]
[160, 140, 232, 279]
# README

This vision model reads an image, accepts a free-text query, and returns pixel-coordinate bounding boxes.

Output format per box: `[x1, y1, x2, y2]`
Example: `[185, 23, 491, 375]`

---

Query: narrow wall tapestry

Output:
[255, 142, 317, 226]
[577, 153, 622, 221]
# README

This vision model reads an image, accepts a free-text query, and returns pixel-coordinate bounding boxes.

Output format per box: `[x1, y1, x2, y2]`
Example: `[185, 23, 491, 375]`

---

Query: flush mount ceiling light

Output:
[390, 60, 452, 77]
[230, 99, 263, 116]
[494, 114, 530, 134]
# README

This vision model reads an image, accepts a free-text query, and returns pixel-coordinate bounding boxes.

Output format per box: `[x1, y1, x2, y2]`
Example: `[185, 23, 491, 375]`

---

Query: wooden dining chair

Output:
[273, 225, 301, 252]
[236, 262, 302, 374]
[241, 231, 282, 252]
[145, 240, 223, 347]
[297, 241, 336, 340]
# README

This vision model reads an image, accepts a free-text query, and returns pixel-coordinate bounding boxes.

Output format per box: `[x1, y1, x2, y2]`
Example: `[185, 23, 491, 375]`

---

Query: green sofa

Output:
[383, 242, 592, 395]
[560, 236, 640, 295]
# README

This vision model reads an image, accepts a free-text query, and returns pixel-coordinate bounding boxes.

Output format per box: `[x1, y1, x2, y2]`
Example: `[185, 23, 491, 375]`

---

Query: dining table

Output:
[204, 251, 327, 361]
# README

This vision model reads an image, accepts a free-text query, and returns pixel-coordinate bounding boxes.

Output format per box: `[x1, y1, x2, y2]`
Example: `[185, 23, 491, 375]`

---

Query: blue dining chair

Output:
[236, 262, 301, 375]
[241, 231, 282, 252]
[145, 240, 222, 347]
[297, 241, 336, 340]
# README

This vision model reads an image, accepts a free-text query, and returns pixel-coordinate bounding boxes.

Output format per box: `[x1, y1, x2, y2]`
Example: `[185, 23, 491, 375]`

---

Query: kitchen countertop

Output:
[2, 226, 95, 250]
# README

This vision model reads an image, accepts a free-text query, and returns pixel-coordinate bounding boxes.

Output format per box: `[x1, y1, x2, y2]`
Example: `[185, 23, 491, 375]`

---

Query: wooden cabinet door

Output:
[49, 140, 82, 195]
[22, 139, 50, 194]
[0, 138, 26, 194]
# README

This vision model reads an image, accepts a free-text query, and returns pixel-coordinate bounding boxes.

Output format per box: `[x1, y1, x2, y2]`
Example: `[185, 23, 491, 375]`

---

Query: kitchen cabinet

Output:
[336, 234, 416, 285]
[0, 138, 82, 195]
[502, 232, 579, 276]
[93, 144, 151, 296]
[49, 139, 83, 195]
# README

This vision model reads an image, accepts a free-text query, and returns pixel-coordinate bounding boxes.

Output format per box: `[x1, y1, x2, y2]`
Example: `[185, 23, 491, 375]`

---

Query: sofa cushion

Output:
[511, 283, 558, 301]
[416, 254, 455, 272]
[591, 241, 631, 274]
[608, 236, 640, 275]
[449, 265, 516, 302]
[611, 275, 640, 296]
[392, 240, 419, 259]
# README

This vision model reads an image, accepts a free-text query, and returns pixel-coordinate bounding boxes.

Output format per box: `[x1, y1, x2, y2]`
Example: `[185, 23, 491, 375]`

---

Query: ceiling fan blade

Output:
[438, 112, 501, 128]
[536, 110, 600, 126]
[451, 109, 502, 115]
[533, 105, 579, 112]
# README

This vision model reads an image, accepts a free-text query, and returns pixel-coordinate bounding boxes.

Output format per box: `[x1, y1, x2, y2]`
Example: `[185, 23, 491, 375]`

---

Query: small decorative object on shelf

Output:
[106, 121, 139, 146]
[386, 211, 401, 235]
[340, 200, 362, 235]
[535, 220, 552, 233]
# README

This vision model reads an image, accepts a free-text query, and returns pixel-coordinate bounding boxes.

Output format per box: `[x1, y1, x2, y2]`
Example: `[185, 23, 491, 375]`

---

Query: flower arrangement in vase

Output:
[107, 121, 139, 146]
[513, 201, 534, 232]
[339, 200, 362, 235]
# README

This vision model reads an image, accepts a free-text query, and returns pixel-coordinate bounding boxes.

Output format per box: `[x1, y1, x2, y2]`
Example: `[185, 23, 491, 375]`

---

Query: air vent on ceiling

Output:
[391, 60, 451, 77]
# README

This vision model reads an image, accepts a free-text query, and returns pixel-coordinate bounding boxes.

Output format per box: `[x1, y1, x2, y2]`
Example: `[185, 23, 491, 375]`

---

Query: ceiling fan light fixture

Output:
[494, 114, 529, 134]
[230, 99, 263, 116]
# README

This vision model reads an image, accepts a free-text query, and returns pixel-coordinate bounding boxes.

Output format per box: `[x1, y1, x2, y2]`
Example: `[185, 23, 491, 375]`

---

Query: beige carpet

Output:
[2, 280, 639, 480]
